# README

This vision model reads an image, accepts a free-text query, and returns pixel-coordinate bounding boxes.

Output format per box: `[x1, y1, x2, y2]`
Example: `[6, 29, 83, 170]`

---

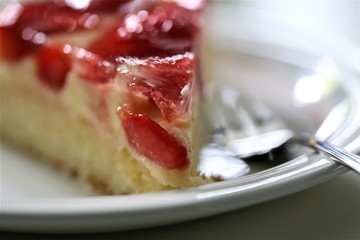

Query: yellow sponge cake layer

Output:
[0, 60, 207, 194]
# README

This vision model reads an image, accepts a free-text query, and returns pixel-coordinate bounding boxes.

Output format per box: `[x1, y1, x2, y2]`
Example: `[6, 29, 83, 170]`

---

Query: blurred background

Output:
[205, 0, 359, 72]
[238, 0, 359, 45]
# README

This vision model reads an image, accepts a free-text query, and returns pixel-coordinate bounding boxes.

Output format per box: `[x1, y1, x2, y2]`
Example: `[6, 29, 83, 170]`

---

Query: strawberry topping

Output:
[0, 25, 38, 61]
[0, 0, 132, 61]
[0, 0, 132, 88]
[35, 44, 71, 90]
[88, 2, 201, 61]
[119, 110, 189, 170]
[1, 0, 132, 33]
[72, 48, 117, 84]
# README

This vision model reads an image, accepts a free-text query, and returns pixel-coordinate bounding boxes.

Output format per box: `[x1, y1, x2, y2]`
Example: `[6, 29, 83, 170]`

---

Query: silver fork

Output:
[198, 87, 360, 179]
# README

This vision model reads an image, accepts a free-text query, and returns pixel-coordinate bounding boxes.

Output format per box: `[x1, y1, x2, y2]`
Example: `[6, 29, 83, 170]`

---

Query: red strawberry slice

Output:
[88, 2, 202, 61]
[0, 0, 130, 62]
[119, 110, 190, 170]
[35, 44, 71, 90]
[72, 49, 117, 84]
[17, 3, 93, 33]
[7, 0, 131, 34]
[0, 26, 38, 61]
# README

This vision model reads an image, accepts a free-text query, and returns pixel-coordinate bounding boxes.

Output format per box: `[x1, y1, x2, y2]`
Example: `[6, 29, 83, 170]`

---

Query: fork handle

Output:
[304, 137, 360, 174]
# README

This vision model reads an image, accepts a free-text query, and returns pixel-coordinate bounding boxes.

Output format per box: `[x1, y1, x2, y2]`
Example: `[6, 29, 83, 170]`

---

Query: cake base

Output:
[0, 61, 207, 194]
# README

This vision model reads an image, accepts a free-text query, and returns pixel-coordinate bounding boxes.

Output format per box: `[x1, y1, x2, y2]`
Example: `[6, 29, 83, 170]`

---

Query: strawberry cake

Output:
[0, 0, 210, 194]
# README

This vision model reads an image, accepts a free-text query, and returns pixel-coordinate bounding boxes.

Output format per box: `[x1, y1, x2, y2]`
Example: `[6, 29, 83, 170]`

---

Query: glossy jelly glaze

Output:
[0, 0, 205, 170]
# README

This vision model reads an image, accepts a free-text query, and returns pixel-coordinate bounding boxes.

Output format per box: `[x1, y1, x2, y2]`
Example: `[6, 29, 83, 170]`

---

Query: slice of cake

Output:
[0, 0, 209, 194]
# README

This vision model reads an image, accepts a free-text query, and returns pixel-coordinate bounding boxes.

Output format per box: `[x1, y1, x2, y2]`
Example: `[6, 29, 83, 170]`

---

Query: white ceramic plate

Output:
[1, 5, 359, 233]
